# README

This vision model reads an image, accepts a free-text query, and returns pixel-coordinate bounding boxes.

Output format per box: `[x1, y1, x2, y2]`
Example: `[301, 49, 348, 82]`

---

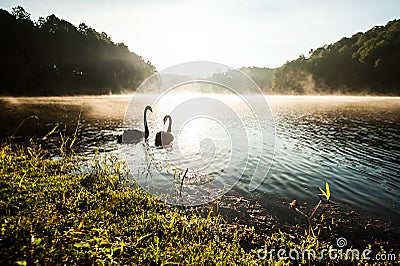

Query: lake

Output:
[1, 94, 399, 244]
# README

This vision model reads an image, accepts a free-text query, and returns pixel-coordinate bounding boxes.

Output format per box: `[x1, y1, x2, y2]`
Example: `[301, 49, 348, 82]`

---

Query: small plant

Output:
[290, 180, 332, 220]
[319, 181, 331, 202]
[288, 180, 333, 246]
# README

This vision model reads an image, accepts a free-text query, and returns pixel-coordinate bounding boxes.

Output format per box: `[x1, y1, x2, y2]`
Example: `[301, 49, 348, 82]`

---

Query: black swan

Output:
[155, 115, 174, 146]
[118, 105, 152, 143]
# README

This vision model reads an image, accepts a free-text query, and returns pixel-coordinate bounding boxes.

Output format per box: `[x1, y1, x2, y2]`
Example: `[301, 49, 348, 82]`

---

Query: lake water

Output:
[1, 95, 399, 242]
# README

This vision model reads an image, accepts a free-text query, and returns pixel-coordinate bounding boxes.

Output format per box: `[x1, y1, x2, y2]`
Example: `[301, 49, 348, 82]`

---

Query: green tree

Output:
[272, 19, 400, 95]
[0, 7, 156, 96]
[11, 6, 31, 21]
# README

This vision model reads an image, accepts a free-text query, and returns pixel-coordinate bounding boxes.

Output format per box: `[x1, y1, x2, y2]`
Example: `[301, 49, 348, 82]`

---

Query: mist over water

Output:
[1, 94, 399, 233]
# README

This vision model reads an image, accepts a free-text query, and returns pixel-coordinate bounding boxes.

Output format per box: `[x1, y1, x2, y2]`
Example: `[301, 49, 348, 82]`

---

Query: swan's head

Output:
[145, 105, 153, 113]
[163, 115, 171, 124]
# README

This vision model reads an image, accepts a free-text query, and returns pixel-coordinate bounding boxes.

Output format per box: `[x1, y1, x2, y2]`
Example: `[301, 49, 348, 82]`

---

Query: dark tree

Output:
[0, 6, 155, 96]
[272, 19, 400, 95]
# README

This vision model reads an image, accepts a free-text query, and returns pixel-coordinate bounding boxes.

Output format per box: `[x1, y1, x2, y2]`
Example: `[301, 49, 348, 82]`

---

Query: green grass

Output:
[0, 142, 398, 265]
[0, 142, 258, 265]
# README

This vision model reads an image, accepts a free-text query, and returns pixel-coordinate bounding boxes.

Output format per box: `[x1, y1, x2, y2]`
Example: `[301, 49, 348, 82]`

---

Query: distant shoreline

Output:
[1, 93, 400, 98]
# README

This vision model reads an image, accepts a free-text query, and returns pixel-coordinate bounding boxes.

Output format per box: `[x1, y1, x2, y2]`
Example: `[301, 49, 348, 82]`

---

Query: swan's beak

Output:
[149, 107, 153, 112]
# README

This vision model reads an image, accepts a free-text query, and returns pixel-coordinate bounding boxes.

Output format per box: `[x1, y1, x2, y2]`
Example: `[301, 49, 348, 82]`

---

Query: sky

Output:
[1, 0, 400, 70]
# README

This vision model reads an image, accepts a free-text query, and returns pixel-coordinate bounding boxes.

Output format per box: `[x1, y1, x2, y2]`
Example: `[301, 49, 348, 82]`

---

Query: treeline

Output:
[272, 19, 400, 95]
[239, 67, 274, 92]
[200, 67, 274, 94]
[2, 6, 399, 96]
[0, 6, 155, 96]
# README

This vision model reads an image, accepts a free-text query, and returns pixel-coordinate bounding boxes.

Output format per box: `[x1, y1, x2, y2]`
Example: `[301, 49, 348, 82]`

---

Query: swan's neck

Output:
[144, 109, 149, 139]
[167, 116, 172, 133]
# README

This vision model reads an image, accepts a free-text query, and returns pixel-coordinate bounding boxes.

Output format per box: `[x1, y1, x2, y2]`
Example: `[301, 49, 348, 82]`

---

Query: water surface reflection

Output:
[1, 95, 399, 235]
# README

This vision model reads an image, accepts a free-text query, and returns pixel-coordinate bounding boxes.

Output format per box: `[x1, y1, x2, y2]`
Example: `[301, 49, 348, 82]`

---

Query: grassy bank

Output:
[0, 142, 397, 265]
[0, 142, 258, 265]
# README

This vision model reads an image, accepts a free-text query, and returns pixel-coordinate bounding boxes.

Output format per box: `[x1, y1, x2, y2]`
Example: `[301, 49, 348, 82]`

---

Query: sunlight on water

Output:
[1, 94, 399, 225]
[119, 90, 271, 205]
[177, 117, 231, 171]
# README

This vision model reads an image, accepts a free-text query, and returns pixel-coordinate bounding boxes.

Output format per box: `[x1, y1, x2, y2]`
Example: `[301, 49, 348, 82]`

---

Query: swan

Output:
[118, 105, 152, 143]
[155, 115, 174, 147]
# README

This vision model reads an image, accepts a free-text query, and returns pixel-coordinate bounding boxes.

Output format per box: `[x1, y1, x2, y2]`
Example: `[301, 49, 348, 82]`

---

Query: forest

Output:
[240, 67, 274, 92]
[271, 19, 400, 95]
[0, 6, 155, 95]
[1, 6, 400, 95]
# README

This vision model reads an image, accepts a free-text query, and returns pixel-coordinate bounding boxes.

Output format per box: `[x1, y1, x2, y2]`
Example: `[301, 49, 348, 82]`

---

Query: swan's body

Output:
[119, 105, 152, 143]
[155, 115, 174, 147]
